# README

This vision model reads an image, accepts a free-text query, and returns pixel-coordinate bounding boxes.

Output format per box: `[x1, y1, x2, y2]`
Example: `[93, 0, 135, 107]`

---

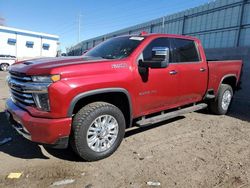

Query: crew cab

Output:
[5, 33, 242, 161]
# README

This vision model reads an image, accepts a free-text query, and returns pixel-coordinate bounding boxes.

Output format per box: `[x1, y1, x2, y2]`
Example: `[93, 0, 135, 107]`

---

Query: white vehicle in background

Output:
[0, 55, 16, 71]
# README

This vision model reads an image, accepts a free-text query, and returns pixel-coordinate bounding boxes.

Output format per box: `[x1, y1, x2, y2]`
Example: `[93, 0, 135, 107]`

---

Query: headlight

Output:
[31, 75, 60, 111]
[33, 93, 50, 111]
[32, 75, 61, 83]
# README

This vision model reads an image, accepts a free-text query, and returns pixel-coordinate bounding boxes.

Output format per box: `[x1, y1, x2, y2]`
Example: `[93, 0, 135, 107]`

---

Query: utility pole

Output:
[162, 16, 165, 33]
[78, 14, 82, 43]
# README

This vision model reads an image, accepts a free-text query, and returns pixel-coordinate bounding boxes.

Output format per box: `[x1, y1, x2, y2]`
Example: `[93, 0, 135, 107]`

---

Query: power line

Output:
[66, 0, 211, 47]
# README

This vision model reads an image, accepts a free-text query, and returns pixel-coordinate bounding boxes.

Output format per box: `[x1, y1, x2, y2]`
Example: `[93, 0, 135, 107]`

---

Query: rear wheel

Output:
[1, 63, 9, 71]
[70, 102, 125, 161]
[209, 84, 233, 115]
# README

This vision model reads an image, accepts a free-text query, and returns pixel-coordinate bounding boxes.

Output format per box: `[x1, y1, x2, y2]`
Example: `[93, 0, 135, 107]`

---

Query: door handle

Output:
[200, 68, 206, 72]
[169, 70, 178, 75]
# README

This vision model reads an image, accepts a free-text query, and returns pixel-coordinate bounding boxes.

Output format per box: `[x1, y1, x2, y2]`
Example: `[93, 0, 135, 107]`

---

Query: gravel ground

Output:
[0, 71, 250, 188]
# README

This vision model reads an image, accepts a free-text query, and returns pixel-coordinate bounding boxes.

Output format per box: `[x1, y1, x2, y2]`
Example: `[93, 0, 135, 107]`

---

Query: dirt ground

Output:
[0, 71, 250, 188]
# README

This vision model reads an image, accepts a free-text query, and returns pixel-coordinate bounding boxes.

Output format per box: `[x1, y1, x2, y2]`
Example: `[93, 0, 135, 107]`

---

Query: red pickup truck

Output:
[5, 33, 242, 161]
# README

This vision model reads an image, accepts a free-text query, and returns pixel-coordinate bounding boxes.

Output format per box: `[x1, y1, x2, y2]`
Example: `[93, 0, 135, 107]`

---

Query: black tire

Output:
[0, 63, 9, 71]
[70, 102, 125, 161]
[209, 84, 233, 115]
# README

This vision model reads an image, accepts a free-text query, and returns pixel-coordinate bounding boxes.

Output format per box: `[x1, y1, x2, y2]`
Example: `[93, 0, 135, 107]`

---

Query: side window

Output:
[26, 41, 34, 48]
[171, 38, 200, 63]
[142, 38, 172, 62]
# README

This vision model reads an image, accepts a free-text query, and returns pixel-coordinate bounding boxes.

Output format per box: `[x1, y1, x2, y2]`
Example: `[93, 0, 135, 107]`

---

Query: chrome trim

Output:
[10, 74, 32, 81]
[11, 122, 31, 140]
[217, 74, 237, 95]
[11, 94, 35, 104]
[15, 76, 32, 81]
[10, 89, 33, 99]
[221, 90, 232, 111]
[7, 72, 50, 110]
[87, 115, 119, 152]
[7, 76, 49, 93]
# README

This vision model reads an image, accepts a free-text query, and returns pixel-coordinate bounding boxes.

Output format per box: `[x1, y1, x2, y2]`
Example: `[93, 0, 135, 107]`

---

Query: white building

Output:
[0, 26, 59, 60]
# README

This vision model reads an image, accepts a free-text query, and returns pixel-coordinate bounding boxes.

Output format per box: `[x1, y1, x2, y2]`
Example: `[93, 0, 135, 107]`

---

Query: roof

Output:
[112, 33, 199, 42]
[0, 25, 59, 40]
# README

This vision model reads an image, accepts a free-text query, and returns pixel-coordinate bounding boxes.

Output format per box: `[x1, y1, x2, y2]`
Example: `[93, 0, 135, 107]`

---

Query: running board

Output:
[136, 103, 208, 127]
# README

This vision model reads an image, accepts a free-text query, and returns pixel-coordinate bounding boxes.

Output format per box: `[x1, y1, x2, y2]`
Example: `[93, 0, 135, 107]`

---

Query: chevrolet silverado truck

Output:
[5, 33, 242, 161]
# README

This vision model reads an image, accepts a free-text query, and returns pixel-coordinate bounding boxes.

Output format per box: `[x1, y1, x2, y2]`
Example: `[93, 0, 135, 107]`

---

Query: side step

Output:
[136, 103, 208, 127]
[205, 89, 215, 99]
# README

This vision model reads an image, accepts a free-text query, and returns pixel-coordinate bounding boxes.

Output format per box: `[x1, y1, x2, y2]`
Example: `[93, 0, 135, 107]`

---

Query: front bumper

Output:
[5, 99, 72, 149]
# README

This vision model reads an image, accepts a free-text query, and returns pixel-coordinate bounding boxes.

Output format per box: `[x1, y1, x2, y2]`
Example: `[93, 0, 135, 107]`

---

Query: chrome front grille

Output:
[7, 71, 51, 111]
[8, 72, 35, 106]
[10, 74, 32, 82]
[10, 88, 35, 105]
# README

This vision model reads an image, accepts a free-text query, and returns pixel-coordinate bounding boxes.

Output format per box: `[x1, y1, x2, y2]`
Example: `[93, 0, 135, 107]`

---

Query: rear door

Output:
[170, 38, 208, 105]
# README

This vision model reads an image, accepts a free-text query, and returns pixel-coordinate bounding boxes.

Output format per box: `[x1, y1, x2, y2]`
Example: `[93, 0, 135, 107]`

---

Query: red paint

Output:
[6, 33, 243, 145]
[6, 99, 71, 144]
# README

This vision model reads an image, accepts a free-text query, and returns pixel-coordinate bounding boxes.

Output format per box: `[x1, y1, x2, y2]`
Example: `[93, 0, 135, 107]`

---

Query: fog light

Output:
[33, 93, 50, 111]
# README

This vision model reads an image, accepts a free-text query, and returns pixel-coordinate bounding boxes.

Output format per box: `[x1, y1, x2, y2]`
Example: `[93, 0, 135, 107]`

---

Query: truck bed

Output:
[207, 60, 243, 95]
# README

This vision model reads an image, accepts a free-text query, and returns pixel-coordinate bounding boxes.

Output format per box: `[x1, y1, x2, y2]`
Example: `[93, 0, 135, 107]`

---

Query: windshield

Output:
[84, 36, 145, 59]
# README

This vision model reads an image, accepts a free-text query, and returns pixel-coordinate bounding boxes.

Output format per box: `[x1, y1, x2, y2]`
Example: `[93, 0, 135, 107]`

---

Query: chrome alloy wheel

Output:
[222, 90, 232, 111]
[86, 115, 119, 152]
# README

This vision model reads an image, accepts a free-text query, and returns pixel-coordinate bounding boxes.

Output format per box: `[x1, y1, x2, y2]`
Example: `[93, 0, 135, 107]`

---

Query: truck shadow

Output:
[0, 111, 82, 161]
[227, 100, 250, 122]
[125, 116, 185, 138]
[198, 100, 250, 122]
[0, 112, 49, 160]
[45, 116, 185, 162]
[0, 110, 185, 162]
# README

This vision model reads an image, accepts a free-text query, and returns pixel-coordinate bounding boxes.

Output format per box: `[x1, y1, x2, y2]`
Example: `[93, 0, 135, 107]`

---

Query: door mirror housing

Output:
[139, 47, 170, 68]
[82, 50, 88, 55]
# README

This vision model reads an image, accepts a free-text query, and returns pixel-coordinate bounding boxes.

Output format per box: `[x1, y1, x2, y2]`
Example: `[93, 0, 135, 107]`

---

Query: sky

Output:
[0, 0, 210, 52]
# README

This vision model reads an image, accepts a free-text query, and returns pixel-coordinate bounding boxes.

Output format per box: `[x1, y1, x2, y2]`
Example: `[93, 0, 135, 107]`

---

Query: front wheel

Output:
[209, 84, 233, 115]
[70, 102, 126, 161]
[1, 63, 9, 71]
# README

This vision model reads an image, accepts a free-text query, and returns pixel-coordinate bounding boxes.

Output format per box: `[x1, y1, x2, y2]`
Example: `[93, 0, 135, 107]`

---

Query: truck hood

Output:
[9, 56, 110, 75]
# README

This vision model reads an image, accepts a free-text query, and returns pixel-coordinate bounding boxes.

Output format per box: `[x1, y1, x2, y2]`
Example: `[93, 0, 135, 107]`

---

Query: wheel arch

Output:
[217, 74, 237, 94]
[0, 62, 10, 66]
[68, 88, 133, 128]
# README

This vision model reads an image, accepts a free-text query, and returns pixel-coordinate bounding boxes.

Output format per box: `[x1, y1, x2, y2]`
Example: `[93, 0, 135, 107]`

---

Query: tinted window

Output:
[142, 38, 172, 62]
[26, 41, 34, 48]
[172, 38, 200, 62]
[43, 43, 50, 50]
[85, 36, 144, 59]
[8, 38, 16, 45]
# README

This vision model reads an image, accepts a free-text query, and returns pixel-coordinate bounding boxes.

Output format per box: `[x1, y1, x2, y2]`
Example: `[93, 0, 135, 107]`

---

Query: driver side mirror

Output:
[82, 50, 88, 55]
[139, 47, 170, 68]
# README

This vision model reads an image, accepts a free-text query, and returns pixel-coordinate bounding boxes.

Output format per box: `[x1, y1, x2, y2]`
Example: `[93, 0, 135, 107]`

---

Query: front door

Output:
[134, 37, 180, 116]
